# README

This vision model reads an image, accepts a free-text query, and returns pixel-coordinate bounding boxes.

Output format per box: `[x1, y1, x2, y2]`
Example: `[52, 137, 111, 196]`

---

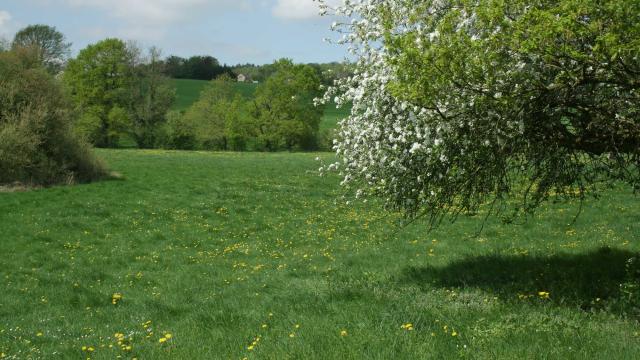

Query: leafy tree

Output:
[180, 75, 245, 150]
[128, 46, 176, 148]
[250, 59, 323, 151]
[64, 38, 134, 147]
[321, 0, 640, 225]
[11, 24, 70, 74]
[0, 49, 106, 185]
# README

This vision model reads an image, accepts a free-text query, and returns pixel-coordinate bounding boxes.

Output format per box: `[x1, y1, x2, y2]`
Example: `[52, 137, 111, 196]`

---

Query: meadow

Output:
[1, 150, 639, 359]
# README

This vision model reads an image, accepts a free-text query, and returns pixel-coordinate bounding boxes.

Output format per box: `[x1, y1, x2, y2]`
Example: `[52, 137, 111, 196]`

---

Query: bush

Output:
[0, 50, 107, 186]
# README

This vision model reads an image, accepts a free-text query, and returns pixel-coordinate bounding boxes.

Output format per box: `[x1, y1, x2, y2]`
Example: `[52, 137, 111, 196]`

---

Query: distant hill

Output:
[171, 78, 350, 131]
[171, 79, 257, 111]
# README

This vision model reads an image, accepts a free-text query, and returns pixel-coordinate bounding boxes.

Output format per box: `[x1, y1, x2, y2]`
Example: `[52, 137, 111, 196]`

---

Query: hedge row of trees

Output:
[163, 55, 234, 80]
[231, 62, 352, 85]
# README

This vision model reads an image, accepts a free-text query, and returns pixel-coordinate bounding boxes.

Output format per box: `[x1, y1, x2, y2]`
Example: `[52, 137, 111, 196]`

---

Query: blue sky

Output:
[0, 0, 345, 65]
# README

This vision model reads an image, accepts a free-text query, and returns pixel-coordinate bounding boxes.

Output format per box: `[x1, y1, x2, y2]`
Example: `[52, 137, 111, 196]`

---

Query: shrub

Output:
[0, 50, 107, 186]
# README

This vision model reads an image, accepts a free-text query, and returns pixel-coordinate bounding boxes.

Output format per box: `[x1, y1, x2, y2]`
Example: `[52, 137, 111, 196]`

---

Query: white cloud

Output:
[0, 10, 12, 39]
[0, 10, 11, 27]
[65, 0, 249, 26]
[272, 0, 323, 20]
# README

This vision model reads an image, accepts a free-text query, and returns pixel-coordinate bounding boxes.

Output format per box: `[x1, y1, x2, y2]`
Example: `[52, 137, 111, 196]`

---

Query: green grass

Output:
[171, 78, 349, 131]
[1, 149, 639, 359]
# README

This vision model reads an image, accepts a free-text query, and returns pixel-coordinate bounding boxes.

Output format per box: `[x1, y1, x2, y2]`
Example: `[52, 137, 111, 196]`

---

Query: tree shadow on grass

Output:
[401, 247, 638, 312]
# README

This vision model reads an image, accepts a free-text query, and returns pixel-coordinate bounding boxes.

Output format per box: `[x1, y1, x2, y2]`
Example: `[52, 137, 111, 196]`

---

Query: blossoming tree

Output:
[319, 0, 639, 225]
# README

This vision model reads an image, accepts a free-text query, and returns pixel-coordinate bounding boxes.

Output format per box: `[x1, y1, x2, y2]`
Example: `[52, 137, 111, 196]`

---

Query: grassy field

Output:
[1, 150, 639, 359]
[171, 78, 350, 132]
[171, 79, 258, 112]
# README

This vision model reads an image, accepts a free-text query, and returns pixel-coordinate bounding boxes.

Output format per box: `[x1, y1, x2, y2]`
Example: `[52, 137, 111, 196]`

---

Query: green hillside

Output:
[171, 78, 350, 131]
[171, 79, 258, 112]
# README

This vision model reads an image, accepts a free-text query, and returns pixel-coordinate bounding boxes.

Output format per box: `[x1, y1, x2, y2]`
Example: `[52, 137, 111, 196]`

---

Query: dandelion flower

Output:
[340, 330, 348, 337]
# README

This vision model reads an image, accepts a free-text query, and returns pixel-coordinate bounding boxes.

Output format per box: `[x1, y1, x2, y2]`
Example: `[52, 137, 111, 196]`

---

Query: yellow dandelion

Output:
[401, 323, 414, 331]
[289, 333, 295, 338]
[340, 330, 348, 337]
[36, 332, 43, 337]
[159, 337, 167, 343]
[451, 331, 458, 337]
[164, 333, 172, 339]
[538, 291, 550, 299]
[111, 293, 123, 304]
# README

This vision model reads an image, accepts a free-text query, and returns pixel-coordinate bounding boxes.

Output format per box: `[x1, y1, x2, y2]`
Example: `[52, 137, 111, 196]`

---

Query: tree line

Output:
[2, 24, 337, 156]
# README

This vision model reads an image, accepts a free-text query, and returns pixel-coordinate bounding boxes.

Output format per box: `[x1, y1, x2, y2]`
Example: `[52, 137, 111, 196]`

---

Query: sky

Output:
[0, 0, 345, 65]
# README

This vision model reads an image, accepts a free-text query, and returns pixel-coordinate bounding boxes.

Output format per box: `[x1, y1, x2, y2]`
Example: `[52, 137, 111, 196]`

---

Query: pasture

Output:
[1, 150, 639, 359]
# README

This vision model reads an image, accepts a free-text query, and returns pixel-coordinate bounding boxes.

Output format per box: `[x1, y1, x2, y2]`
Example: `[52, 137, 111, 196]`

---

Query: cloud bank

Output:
[272, 0, 341, 20]
[0, 10, 12, 35]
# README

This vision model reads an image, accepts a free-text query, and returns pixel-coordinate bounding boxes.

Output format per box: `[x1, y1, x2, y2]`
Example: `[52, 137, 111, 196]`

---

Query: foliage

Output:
[250, 59, 324, 151]
[64, 38, 134, 147]
[175, 75, 248, 150]
[320, 0, 640, 225]
[163, 55, 233, 80]
[0, 50, 106, 185]
[1, 149, 639, 358]
[11, 24, 70, 74]
[166, 60, 326, 152]
[129, 46, 176, 148]
[232, 61, 353, 85]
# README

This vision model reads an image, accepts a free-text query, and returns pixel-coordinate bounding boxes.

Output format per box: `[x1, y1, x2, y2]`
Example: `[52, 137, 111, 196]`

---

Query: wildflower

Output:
[340, 330, 348, 337]
[451, 331, 458, 337]
[159, 337, 167, 343]
[289, 333, 295, 338]
[261, 324, 268, 329]
[36, 332, 43, 337]
[111, 293, 123, 305]
[538, 291, 550, 299]
[401, 323, 414, 331]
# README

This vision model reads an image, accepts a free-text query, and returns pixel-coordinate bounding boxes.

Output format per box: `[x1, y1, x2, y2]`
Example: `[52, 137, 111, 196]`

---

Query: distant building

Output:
[237, 74, 247, 82]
